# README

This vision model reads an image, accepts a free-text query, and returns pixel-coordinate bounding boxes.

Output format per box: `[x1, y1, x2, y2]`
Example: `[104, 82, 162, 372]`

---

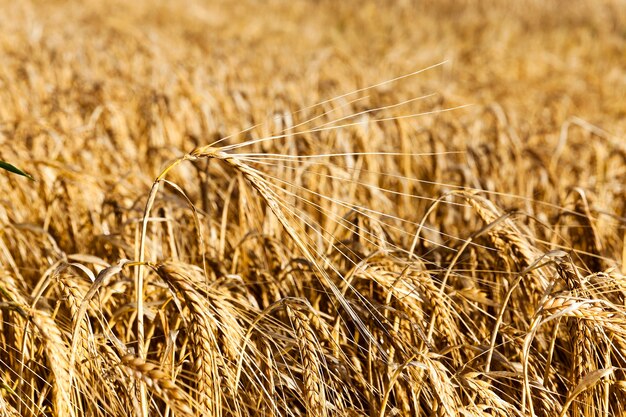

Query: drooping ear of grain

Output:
[119, 353, 194, 416]
[153, 263, 222, 416]
[285, 304, 327, 417]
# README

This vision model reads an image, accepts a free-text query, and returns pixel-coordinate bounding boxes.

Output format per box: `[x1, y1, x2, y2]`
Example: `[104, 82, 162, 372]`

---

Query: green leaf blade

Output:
[0, 160, 34, 181]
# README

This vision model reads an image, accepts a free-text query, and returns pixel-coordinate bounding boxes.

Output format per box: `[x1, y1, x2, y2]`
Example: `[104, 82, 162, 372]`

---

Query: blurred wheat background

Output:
[1, 0, 626, 416]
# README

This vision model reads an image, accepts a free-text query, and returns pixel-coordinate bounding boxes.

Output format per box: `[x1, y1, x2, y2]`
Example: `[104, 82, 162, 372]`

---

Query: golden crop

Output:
[1, 1, 625, 416]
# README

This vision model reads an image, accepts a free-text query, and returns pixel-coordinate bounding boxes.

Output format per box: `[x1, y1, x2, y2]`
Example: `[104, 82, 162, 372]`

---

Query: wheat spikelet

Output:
[119, 353, 193, 416]
[558, 264, 605, 417]
[463, 192, 548, 287]
[285, 303, 327, 417]
[153, 262, 221, 416]
[28, 310, 74, 417]
[0, 268, 74, 417]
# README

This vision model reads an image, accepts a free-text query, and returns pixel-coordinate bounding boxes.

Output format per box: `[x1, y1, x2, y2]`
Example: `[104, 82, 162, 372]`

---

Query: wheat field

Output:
[1, 0, 626, 416]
